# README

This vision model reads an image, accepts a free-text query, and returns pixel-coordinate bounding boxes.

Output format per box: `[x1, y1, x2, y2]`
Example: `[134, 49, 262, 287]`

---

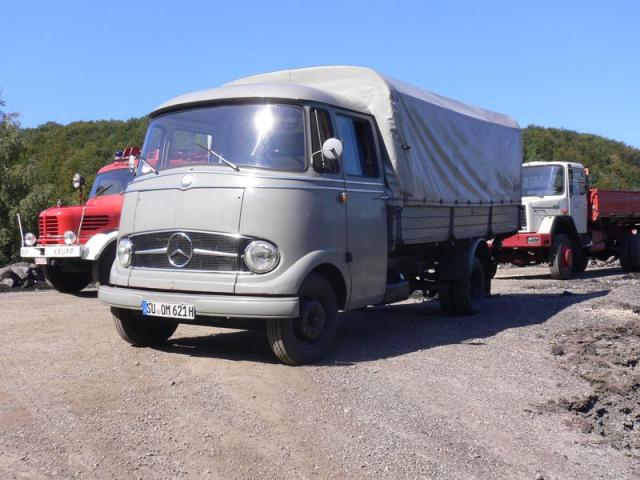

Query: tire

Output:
[549, 234, 573, 280]
[42, 264, 91, 293]
[450, 256, 486, 315]
[266, 273, 338, 365]
[618, 233, 634, 272]
[95, 243, 116, 287]
[112, 307, 178, 347]
[623, 233, 640, 272]
[439, 286, 456, 315]
[572, 248, 589, 273]
[487, 260, 498, 279]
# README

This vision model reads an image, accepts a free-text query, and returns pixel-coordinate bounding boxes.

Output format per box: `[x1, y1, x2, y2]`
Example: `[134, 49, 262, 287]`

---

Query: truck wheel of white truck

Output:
[549, 234, 573, 280]
[267, 273, 338, 366]
[42, 264, 91, 293]
[112, 307, 178, 347]
[620, 232, 640, 272]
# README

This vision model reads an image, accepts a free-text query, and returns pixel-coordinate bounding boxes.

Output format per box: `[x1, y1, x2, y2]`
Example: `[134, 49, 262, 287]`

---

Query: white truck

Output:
[496, 161, 640, 278]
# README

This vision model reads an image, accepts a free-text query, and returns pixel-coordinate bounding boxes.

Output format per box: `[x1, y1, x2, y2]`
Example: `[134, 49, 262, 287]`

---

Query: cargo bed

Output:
[589, 189, 640, 223]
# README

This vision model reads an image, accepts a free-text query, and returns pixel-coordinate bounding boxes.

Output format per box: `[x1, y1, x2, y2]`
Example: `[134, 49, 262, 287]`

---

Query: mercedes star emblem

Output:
[167, 232, 193, 268]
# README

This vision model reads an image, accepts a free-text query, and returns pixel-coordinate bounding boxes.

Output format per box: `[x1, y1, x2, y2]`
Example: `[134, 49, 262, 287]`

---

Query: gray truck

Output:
[99, 66, 522, 365]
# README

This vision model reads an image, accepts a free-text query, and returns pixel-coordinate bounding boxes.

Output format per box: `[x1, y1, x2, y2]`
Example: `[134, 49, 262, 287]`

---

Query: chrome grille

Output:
[130, 231, 244, 271]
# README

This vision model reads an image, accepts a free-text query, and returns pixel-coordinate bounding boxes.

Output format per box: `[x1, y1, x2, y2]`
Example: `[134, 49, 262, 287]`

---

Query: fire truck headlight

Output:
[117, 238, 133, 267]
[24, 232, 37, 246]
[63, 231, 77, 245]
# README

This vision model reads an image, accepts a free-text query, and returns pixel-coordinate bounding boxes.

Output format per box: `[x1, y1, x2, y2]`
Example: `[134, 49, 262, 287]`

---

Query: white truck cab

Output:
[521, 161, 588, 235]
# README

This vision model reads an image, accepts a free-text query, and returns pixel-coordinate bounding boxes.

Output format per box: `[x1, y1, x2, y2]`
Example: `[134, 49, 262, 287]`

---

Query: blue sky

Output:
[2, 1, 639, 147]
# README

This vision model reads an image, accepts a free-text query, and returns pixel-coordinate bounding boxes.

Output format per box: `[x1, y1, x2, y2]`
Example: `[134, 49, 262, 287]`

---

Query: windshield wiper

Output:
[195, 143, 240, 171]
[94, 183, 112, 197]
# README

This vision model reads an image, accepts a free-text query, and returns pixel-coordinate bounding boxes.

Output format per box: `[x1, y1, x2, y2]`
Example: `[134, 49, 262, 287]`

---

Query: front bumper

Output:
[98, 285, 299, 319]
[21, 245, 84, 261]
[502, 233, 551, 249]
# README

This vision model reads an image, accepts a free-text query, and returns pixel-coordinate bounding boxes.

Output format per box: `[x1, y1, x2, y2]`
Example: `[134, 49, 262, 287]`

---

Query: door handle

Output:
[377, 194, 389, 200]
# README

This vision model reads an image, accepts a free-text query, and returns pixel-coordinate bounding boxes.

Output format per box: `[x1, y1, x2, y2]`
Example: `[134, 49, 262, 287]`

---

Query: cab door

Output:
[569, 166, 588, 234]
[333, 112, 388, 308]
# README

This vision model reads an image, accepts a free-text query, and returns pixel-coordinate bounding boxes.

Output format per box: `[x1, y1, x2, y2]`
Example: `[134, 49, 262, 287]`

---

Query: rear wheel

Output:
[439, 286, 456, 315]
[621, 232, 640, 272]
[630, 234, 640, 271]
[267, 273, 338, 365]
[549, 234, 573, 280]
[112, 307, 178, 346]
[619, 232, 635, 272]
[42, 264, 91, 293]
[440, 257, 485, 316]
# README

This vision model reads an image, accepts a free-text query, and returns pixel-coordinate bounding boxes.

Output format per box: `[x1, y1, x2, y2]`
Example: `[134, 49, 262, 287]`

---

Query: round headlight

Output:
[24, 232, 37, 246]
[63, 230, 77, 245]
[244, 240, 280, 273]
[117, 238, 133, 267]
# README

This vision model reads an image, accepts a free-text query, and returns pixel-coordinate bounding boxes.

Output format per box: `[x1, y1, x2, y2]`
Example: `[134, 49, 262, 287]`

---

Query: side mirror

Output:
[72, 173, 85, 190]
[128, 155, 137, 174]
[312, 138, 343, 174]
[321, 138, 343, 160]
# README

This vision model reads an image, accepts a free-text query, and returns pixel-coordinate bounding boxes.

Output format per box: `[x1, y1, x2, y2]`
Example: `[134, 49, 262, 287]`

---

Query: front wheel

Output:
[42, 264, 91, 293]
[572, 248, 590, 273]
[267, 273, 338, 365]
[112, 307, 178, 347]
[549, 234, 573, 280]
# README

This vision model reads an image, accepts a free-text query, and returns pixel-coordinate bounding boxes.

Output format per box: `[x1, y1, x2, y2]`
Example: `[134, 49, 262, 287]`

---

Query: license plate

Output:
[141, 300, 195, 320]
[35, 257, 47, 265]
[50, 246, 80, 257]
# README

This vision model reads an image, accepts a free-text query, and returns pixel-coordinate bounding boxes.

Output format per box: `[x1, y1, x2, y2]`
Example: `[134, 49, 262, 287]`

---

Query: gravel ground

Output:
[0, 264, 638, 479]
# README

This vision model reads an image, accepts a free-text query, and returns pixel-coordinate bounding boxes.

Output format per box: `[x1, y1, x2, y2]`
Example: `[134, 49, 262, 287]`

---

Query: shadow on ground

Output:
[157, 289, 609, 365]
[497, 266, 624, 281]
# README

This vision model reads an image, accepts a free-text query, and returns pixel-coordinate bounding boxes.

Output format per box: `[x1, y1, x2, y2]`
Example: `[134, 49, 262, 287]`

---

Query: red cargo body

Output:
[589, 189, 640, 223]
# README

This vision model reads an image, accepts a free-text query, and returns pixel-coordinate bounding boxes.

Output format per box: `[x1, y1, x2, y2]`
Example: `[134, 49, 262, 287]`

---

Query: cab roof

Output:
[151, 82, 366, 117]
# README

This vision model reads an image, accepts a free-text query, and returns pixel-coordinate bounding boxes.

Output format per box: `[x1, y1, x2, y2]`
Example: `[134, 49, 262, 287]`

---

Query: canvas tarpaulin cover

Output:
[228, 66, 522, 206]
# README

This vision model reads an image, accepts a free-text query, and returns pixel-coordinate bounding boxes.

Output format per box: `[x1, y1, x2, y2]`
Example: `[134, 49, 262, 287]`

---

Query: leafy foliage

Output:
[523, 126, 640, 189]
[1, 97, 639, 266]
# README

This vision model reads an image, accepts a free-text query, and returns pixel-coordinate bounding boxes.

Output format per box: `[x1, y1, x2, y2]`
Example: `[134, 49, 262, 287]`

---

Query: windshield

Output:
[88, 169, 135, 198]
[140, 104, 306, 173]
[522, 165, 565, 196]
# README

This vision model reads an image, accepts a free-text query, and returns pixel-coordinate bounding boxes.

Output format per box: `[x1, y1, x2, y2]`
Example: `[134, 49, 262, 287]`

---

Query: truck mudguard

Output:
[81, 231, 119, 261]
[438, 238, 490, 282]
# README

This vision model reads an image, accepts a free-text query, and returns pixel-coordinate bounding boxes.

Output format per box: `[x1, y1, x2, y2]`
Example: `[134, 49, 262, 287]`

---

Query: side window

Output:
[310, 108, 338, 174]
[570, 168, 586, 195]
[335, 114, 379, 178]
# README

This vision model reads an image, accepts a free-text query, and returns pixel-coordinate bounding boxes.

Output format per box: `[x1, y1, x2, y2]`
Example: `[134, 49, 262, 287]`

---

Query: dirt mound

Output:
[543, 320, 640, 456]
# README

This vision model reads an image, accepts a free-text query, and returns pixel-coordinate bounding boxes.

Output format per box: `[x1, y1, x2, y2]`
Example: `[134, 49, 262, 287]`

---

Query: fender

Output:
[81, 231, 119, 261]
[438, 238, 489, 281]
[537, 216, 556, 235]
[235, 249, 350, 299]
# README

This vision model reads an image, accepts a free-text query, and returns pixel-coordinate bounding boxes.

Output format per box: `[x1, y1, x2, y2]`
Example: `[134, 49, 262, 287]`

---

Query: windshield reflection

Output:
[140, 104, 306, 173]
[522, 165, 565, 196]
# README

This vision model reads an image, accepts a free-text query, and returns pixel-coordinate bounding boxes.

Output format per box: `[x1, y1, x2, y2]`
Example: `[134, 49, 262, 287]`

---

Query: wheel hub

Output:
[296, 297, 326, 342]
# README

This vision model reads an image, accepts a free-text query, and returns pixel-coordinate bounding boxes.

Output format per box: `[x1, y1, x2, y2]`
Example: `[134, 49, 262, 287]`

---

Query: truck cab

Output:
[20, 148, 138, 292]
[520, 161, 588, 237]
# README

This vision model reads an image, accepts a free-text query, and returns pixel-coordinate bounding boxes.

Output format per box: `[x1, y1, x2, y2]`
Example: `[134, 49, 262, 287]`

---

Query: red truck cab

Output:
[20, 148, 138, 292]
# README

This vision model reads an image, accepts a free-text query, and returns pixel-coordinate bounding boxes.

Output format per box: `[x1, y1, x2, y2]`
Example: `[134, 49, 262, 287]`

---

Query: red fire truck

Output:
[19, 147, 138, 292]
[495, 161, 640, 279]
